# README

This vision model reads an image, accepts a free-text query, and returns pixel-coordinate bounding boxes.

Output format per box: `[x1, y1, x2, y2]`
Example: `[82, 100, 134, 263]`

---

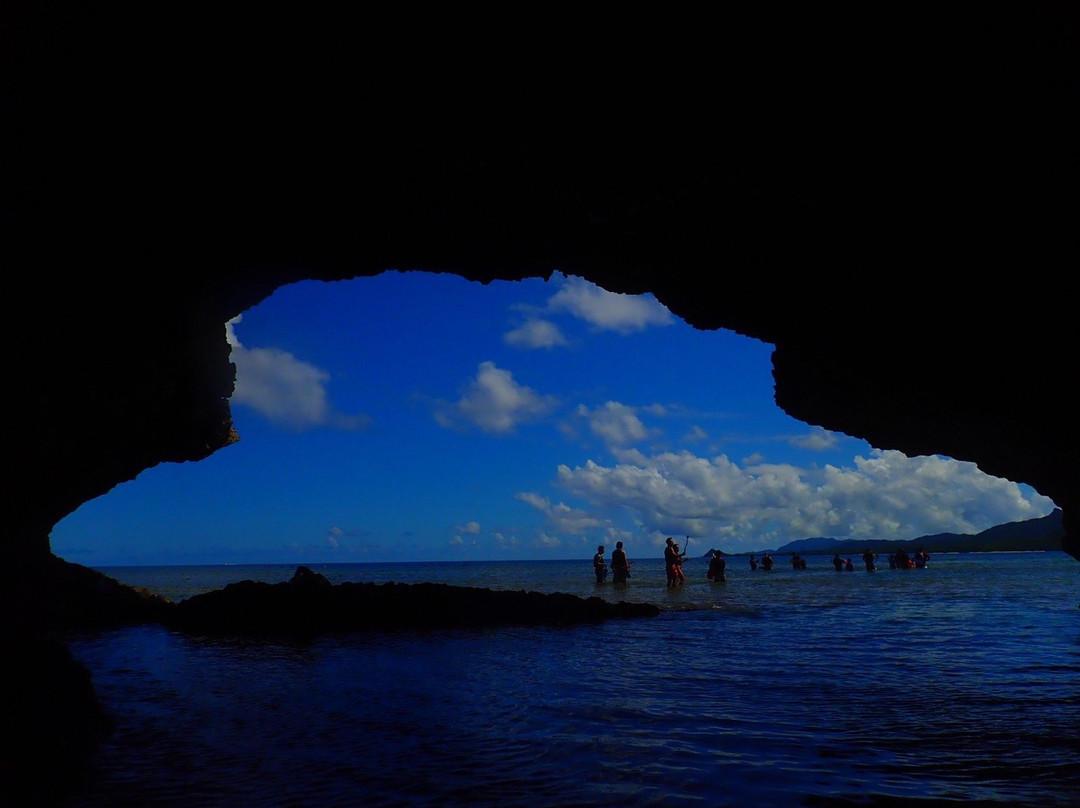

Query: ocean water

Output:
[60, 552, 1080, 807]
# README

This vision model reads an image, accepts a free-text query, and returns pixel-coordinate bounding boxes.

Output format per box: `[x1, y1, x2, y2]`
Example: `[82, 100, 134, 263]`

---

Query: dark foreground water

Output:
[62, 552, 1080, 807]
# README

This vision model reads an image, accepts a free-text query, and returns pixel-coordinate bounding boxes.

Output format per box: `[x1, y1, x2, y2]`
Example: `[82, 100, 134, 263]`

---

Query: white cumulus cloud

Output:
[578, 401, 655, 447]
[790, 427, 840, 451]
[434, 361, 559, 434]
[546, 274, 674, 334]
[225, 313, 369, 429]
[516, 492, 608, 535]
[227, 316, 369, 430]
[504, 318, 569, 348]
[551, 448, 1056, 553]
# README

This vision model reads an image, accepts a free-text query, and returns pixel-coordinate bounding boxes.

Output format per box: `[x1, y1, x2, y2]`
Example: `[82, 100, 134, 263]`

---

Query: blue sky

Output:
[51, 271, 1057, 567]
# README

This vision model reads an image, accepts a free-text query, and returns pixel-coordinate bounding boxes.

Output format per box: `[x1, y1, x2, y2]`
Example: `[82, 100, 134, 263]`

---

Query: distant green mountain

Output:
[702, 508, 1064, 557]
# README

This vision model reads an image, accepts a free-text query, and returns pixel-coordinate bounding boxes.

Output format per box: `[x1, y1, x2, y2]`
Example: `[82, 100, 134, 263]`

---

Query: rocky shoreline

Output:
[23, 557, 661, 636]
[169, 565, 661, 635]
[2, 558, 659, 805]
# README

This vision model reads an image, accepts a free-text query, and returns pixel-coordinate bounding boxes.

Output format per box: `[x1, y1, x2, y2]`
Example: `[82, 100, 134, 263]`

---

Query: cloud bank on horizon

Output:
[52, 271, 1056, 565]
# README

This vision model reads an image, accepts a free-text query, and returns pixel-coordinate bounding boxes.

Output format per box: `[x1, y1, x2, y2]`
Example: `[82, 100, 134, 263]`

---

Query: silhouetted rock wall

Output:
[3, 4, 1079, 802]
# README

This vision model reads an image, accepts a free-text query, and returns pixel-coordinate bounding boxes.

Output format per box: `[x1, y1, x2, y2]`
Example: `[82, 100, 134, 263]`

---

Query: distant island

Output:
[702, 508, 1064, 557]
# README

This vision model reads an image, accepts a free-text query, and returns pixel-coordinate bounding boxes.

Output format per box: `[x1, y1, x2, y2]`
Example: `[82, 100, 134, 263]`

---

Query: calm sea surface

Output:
[61, 552, 1080, 807]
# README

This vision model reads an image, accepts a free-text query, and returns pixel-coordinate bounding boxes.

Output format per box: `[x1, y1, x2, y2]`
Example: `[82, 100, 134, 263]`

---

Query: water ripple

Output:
[66, 553, 1080, 808]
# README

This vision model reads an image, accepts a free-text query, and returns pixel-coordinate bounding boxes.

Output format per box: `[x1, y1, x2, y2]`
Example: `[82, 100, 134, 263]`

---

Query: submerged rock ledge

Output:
[167, 566, 660, 635]
[27, 560, 660, 636]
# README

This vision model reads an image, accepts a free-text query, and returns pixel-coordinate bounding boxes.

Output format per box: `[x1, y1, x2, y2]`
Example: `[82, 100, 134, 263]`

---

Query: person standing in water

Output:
[670, 541, 687, 585]
[862, 548, 877, 572]
[611, 541, 630, 584]
[707, 550, 726, 582]
[593, 545, 608, 583]
[664, 538, 678, 585]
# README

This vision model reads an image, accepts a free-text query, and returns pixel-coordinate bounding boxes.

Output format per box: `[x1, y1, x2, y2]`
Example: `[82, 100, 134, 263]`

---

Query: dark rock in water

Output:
[289, 565, 332, 587]
[12, 554, 176, 634]
[1, 560, 656, 805]
[17, 558, 657, 637]
[170, 573, 660, 636]
[1, 634, 113, 806]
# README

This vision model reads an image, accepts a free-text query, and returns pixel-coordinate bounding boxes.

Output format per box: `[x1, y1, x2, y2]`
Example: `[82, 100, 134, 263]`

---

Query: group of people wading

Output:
[593, 541, 631, 584]
[593, 541, 930, 584]
[593, 537, 728, 587]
